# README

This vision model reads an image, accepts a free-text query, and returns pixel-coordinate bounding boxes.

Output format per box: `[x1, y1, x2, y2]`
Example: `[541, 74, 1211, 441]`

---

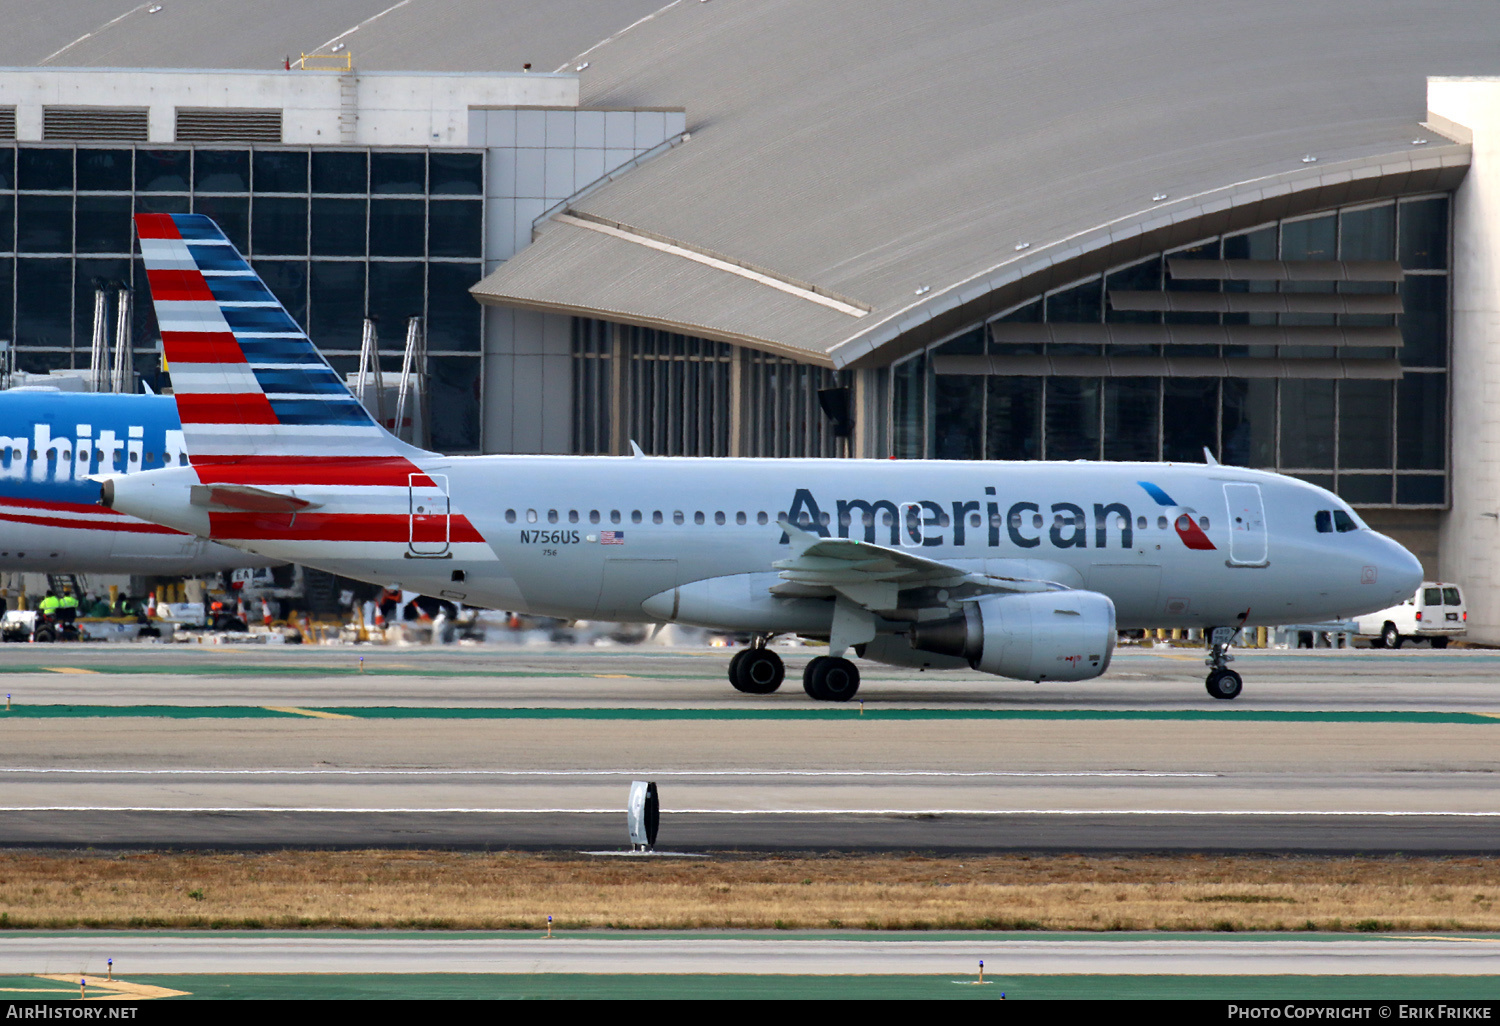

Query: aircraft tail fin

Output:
[133, 213, 427, 464]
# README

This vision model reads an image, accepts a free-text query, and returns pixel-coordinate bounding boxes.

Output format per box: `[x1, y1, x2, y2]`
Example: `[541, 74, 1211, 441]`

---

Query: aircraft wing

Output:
[771, 521, 1067, 611]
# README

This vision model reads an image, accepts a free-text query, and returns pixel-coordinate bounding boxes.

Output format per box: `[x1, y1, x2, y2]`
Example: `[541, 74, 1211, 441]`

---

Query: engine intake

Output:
[909, 590, 1116, 682]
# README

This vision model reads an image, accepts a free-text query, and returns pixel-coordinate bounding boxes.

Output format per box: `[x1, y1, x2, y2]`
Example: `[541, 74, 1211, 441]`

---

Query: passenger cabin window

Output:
[568, 510, 579, 523]
[736, 512, 747, 525]
[504, 509, 516, 523]
[714, 512, 725, 525]
[673, 511, 684, 525]
[631, 511, 642, 524]
[694, 511, 705, 525]
[757, 512, 768, 525]
[589, 510, 600, 524]
[653, 511, 663, 524]
[526, 509, 537, 523]
[610, 510, 621, 524]
[547, 509, 559, 524]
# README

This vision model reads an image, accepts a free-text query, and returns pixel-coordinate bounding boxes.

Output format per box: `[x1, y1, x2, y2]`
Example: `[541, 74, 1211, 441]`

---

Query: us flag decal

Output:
[601, 531, 625, 545]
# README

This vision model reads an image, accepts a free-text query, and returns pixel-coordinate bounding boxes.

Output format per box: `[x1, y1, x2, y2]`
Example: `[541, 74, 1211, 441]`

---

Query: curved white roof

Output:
[473, 0, 1492, 366]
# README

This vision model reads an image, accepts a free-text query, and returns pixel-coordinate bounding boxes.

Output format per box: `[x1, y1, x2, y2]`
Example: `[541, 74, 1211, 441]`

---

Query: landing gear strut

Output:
[803, 655, 860, 702]
[729, 636, 784, 694]
[1204, 627, 1243, 700]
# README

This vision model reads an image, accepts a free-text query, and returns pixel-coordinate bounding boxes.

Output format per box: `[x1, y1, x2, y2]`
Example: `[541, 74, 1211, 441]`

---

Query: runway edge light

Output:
[627, 780, 659, 852]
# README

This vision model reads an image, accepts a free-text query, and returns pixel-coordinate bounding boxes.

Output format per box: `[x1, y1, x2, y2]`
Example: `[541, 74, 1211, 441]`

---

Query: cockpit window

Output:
[1315, 509, 1358, 533]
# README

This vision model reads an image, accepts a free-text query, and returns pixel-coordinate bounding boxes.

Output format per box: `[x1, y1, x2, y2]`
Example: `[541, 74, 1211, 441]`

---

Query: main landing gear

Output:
[803, 655, 860, 702]
[728, 638, 785, 694]
[725, 640, 862, 701]
[1204, 628, 1243, 700]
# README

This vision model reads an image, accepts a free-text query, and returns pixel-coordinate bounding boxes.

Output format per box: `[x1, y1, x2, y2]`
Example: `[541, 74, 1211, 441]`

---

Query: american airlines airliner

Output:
[104, 214, 1424, 701]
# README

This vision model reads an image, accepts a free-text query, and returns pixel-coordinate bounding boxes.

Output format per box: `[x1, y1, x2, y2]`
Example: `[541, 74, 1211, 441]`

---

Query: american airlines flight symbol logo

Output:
[1137, 481, 1217, 551]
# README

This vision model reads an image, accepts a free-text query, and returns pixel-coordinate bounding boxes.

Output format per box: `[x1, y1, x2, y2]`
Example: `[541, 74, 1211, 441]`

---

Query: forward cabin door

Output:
[1223, 483, 1269, 567]
[408, 472, 451, 558]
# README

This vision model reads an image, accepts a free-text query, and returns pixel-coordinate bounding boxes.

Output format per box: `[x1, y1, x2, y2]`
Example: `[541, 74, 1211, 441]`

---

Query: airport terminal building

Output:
[6, 2, 1500, 638]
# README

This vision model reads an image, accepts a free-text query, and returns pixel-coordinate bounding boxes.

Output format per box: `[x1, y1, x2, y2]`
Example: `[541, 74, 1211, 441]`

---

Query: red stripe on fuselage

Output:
[193, 456, 434, 488]
[0, 496, 127, 517]
[161, 332, 246, 365]
[146, 269, 214, 302]
[134, 213, 181, 240]
[176, 393, 278, 425]
[208, 511, 482, 543]
[0, 511, 182, 535]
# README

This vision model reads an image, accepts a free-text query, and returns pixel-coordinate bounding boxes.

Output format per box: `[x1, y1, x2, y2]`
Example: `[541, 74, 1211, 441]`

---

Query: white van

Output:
[1355, 581, 1467, 649]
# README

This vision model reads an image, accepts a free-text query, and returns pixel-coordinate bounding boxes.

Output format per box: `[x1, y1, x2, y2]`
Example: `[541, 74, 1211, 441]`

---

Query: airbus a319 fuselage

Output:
[104, 212, 1425, 702]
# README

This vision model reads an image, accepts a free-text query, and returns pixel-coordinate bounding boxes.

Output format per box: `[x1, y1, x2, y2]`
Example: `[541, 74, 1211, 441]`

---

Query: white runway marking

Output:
[0, 768, 1218, 778]
[5, 806, 1500, 816]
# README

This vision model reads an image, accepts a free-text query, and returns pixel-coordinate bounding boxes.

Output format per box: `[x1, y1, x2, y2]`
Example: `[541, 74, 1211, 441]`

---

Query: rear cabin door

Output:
[408, 472, 451, 557]
[1223, 483, 1269, 567]
[1419, 585, 1445, 629]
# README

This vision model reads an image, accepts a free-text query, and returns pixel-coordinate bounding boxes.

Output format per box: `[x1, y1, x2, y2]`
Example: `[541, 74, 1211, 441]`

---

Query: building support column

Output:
[729, 346, 748, 457]
[609, 321, 628, 456]
[1431, 79, 1500, 642]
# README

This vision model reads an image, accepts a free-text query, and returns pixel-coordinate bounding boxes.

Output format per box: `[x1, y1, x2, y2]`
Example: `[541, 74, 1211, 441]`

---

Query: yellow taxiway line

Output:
[262, 706, 359, 720]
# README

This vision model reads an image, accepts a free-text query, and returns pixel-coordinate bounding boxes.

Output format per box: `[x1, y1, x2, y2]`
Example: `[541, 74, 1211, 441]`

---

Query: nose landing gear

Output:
[728, 636, 785, 694]
[1204, 626, 1243, 700]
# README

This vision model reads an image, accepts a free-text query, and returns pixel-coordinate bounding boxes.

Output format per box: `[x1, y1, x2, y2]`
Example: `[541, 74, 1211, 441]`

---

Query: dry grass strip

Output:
[3, 851, 1500, 932]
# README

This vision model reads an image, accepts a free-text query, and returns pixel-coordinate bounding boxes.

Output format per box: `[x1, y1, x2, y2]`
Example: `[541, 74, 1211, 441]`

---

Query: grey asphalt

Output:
[1, 644, 1499, 852]
[8, 934, 1500, 976]
[4, 644, 1500, 710]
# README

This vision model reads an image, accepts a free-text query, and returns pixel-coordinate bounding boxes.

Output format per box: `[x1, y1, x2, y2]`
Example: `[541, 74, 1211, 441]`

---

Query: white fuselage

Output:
[107, 455, 1423, 634]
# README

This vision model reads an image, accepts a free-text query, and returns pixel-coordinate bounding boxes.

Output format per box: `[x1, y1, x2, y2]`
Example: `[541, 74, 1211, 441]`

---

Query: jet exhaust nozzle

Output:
[99, 478, 115, 509]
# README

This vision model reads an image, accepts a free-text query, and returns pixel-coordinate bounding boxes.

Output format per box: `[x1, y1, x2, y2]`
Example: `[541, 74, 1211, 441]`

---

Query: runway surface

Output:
[1, 644, 1498, 851]
[8, 932, 1500, 976]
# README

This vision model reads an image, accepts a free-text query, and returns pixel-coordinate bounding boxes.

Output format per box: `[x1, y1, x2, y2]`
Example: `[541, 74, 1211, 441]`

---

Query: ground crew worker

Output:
[38, 590, 60, 622]
[58, 589, 78, 625]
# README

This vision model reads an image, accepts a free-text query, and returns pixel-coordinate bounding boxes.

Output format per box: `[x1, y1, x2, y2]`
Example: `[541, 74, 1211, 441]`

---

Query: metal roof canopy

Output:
[472, 0, 1491, 369]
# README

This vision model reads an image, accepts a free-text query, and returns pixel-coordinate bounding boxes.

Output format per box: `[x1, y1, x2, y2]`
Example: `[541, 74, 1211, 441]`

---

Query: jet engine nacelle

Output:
[908, 590, 1116, 682]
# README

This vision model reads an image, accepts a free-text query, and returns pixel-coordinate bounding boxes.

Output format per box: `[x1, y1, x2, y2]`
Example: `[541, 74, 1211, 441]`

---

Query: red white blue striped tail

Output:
[134, 213, 429, 464]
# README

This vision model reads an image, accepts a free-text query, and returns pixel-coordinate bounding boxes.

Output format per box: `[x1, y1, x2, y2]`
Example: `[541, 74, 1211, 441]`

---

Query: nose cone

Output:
[1377, 532, 1424, 605]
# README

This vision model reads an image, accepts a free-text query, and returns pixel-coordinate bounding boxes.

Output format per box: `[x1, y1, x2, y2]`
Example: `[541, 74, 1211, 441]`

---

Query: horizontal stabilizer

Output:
[189, 483, 323, 514]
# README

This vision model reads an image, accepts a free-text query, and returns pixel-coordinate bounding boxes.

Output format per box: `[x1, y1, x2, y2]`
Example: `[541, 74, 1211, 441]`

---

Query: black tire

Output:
[802, 656, 827, 697]
[1431, 636, 1450, 650]
[1382, 623, 1402, 649]
[33, 627, 54, 644]
[1205, 669, 1242, 700]
[732, 648, 784, 694]
[805, 656, 861, 702]
[727, 648, 749, 686]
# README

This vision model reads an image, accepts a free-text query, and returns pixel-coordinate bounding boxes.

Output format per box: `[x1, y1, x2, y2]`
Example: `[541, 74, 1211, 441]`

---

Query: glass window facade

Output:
[571, 319, 845, 458]
[0, 143, 485, 451]
[895, 195, 1450, 507]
